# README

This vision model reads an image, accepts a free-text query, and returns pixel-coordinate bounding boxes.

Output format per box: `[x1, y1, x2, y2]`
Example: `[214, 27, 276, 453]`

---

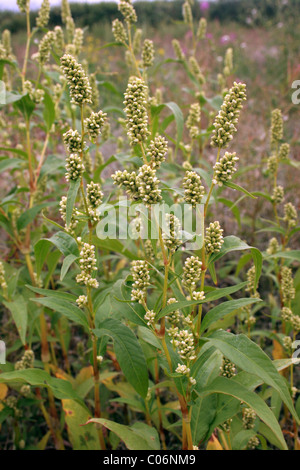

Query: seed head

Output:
[136, 165, 162, 205]
[213, 152, 239, 186]
[36, 0, 50, 28]
[76, 243, 99, 288]
[183, 171, 205, 206]
[63, 129, 83, 153]
[271, 185, 284, 204]
[211, 82, 247, 149]
[205, 221, 224, 255]
[124, 76, 150, 146]
[283, 202, 297, 228]
[60, 54, 92, 105]
[197, 17, 207, 40]
[270, 108, 283, 147]
[281, 266, 295, 303]
[85, 111, 107, 141]
[182, 256, 202, 291]
[65, 153, 84, 181]
[112, 19, 128, 45]
[119, 0, 137, 24]
[148, 135, 168, 169]
[142, 39, 155, 68]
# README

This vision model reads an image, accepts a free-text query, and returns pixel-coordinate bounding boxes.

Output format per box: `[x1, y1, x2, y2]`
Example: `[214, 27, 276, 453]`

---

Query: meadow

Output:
[0, 0, 299, 451]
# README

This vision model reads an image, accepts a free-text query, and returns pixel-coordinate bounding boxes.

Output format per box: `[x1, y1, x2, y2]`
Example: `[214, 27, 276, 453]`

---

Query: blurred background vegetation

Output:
[1, 0, 300, 34]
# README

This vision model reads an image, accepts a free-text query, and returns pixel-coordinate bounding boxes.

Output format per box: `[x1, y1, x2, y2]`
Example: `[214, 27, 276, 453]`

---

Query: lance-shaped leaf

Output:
[94, 318, 149, 398]
[195, 376, 287, 450]
[206, 330, 299, 424]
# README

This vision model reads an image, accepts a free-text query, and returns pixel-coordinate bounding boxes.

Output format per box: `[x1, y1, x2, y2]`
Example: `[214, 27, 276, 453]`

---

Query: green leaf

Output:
[62, 399, 101, 450]
[17, 202, 56, 231]
[191, 347, 223, 443]
[0, 369, 82, 403]
[157, 282, 248, 320]
[94, 318, 149, 398]
[86, 418, 159, 450]
[224, 181, 257, 199]
[60, 253, 78, 281]
[43, 92, 55, 131]
[3, 296, 28, 345]
[66, 179, 80, 228]
[14, 93, 35, 120]
[196, 376, 287, 450]
[44, 231, 79, 257]
[34, 239, 52, 277]
[209, 236, 262, 290]
[111, 280, 148, 327]
[165, 102, 184, 150]
[0, 158, 24, 173]
[31, 296, 89, 329]
[265, 250, 300, 262]
[27, 285, 77, 301]
[232, 429, 256, 450]
[206, 330, 298, 424]
[200, 298, 262, 334]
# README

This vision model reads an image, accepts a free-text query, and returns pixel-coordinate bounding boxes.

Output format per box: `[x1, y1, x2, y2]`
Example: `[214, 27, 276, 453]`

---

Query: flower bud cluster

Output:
[189, 56, 205, 85]
[271, 185, 284, 204]
[279, 143, 290, 160]
[186, 103, 201, 140]
[0, 261, 7, 291]
[144, 309, 156, 327]
[220, 357, 236, 378]
[59, 196, 78, 233]
[119, 0, 137, 24]
[211, 82, 247, 149]
[266, 237, 279, 255]
[197, 18, 207, 40]
[15, 350, 35, 370]
[162, 213, 182, 253]
[76, 295, 88, 308]
[124, 77, 150, 146]
[243, 407, 256, 429]
[173, 329, 196, 362]
[112, 170, 140, 201]
[142, 39, 155, 68]
[85, 111, 107, 141]
[172, 39, 185, 61]
[183, 171, 205, 206]
[76, 243, 99, 288]
[65, 153, 84, 181]
[130, 260, 150, 303]
[182, 256, 202, 291]
[213, 152, 239, 186]
[60, 54, 92, 105]
[34, 31, 55, 66]
[63, 129, 82, 153]
[36, 0, 50, 28]
[147, 135, 168, 169]
[283, 202, 297, 228]
[270, 108, 283, 146]
[136, 165, 162, 205]
[205, 221, 224, 255]
[112, 19, 128, 44]
[280, 266, 295, 304]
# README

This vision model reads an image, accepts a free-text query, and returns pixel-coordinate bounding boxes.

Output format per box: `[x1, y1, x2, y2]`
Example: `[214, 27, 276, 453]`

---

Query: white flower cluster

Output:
[144, 309, 156, 327]
[130, 260, 150, 303]
[76, 243, 99, 288]
[65, 153, 85, 181]
[173, 329, 196, 362]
